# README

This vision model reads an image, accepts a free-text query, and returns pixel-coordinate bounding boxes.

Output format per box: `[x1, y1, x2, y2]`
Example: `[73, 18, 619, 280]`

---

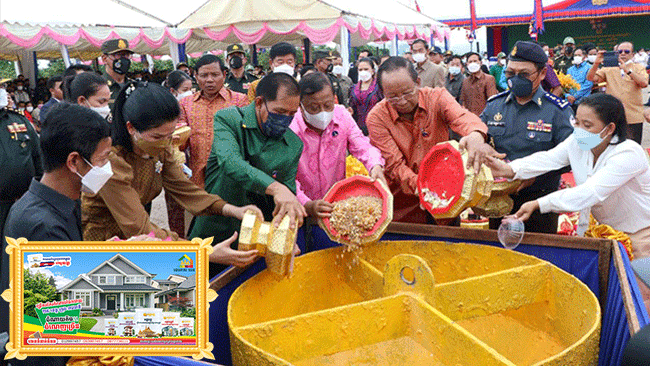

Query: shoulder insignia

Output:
[487, 90, 509, 102]
[544, 92, 570, 110]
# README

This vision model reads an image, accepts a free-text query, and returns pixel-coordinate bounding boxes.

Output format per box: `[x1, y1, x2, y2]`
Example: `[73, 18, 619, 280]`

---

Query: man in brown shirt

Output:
[587, 41, 649, 143]
[411, 39, 446, 88]
[460, 52, 498, 116]
[367, 56, 493, 224]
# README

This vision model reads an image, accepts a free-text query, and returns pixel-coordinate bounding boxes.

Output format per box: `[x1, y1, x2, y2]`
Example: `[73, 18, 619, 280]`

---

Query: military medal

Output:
[155, 161, 163, 174]
[493, 113, 503, 122]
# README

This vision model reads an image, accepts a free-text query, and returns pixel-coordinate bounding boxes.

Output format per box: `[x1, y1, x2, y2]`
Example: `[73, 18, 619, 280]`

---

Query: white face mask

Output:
[412, 53, 426, 63]
[467, 62, 481, 73]
[273, 64, 295, 75]
[26, 106, 33, 113]
[17, 86, 23, 91]
[176, 90, 193, 101]
[544, 51, 550, 57]
[302, 105, 334, 130]
[449, 66, 461, 76]
[499, 59, 506, 66]
[76, 159, 113, 194]
[0, 89, 9, 109]
[587, 55, 597, 63]
[573, 56, 583, 65]
[358, 70, 372, 82]
[332, 65, 345, 76]
[89, 104, 111, 119]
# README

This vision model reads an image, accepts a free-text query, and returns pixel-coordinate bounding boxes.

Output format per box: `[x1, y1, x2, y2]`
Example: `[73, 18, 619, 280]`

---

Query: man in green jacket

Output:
[189, 72, 306, 277]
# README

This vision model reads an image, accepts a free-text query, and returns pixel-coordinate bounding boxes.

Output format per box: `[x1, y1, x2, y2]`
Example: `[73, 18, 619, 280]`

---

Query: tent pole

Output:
[303, 38, 311, 63]
[340, 28, 350, 76]
[251, 44, 258, 66]
[169, 42, 180, 67]
[60, 44, 71, 68]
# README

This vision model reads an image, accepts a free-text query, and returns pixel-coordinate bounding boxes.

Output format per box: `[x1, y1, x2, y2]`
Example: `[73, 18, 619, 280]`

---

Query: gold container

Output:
[237, 211, 296, 276]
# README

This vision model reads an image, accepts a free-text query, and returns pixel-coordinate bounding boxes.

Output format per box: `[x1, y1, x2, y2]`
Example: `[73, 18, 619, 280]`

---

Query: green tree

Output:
[23, 269, 60, 318]
[0, 60, 16, 79]
[39, 59, 66, 78]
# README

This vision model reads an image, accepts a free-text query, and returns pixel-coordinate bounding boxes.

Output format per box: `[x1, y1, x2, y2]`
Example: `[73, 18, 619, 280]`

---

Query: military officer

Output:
[481, 41, 574, 234]
[0, 78, 43, 354]
[312, 50, 348, 107]
[554, 36, 575, 75]
[224, 43, 258, 94]
[100, 38, 133, 112]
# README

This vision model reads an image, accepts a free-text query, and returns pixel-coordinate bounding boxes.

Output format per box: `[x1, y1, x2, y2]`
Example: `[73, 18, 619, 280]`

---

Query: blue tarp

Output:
[135, 227, 648, 366]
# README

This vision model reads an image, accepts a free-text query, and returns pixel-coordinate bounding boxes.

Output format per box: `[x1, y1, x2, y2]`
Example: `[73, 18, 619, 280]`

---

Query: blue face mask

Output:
[261, 101, 293, 138]
[573, 126, 608, 151]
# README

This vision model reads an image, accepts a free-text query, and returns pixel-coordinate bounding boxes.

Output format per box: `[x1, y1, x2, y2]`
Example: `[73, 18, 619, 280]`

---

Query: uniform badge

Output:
[493, 113, 503, 122]
[511, 46, 517, 56]
[527, 120, 552, 132]
[537, 98, 542, 106]
[528, 131, 536, 139]
[272, 170, 278, 179]
[20, 141, 27, 148]
[118, 39, 127, 49]
[155, 161, 163, 174]
[487, 121, 505, 127]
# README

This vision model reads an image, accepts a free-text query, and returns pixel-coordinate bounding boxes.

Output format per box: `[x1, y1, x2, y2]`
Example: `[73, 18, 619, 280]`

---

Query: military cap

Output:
[313, 50, 335, 61]
[563, 37, 575, 45]
[444, 50, 453, 56]
[508, 41, 548, 64]
[497, 52, 506, 58]
[0, 78, 11, 84]
[227, 44, 245, 56]
[429, 46, 442, 55]
[101, 38, 133, 55]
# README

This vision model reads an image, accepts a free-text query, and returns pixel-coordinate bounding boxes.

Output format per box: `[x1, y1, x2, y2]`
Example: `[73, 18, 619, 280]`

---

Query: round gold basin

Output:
[228, 241, 601, 366]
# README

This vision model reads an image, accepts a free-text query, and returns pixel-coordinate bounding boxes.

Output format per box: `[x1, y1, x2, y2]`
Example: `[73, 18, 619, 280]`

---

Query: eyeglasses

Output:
[386, 88, 418, 103]
[503, 70, 540, 80]
[617, 50, 632, 54]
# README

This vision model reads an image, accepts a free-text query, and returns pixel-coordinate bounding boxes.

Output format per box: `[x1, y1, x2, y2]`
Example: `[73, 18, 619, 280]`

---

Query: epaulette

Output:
[544, 92, 570, 109]
[487, 90, 509, 102]
[6, 107, 25, 116]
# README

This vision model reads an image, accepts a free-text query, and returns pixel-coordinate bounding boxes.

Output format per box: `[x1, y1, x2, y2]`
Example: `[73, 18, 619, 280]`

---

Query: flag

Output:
[469, 0, 478, 40]
[531, 0, 545, 35]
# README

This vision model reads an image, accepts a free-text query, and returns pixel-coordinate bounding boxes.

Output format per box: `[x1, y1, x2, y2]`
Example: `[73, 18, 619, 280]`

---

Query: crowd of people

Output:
[2, 34, 650, 365]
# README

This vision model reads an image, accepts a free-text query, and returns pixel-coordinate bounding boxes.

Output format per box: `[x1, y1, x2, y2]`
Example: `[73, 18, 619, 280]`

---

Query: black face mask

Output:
[326, 63, 334, 73]
[229, 55, 243, 70]
[565, 46, 574, 55]
[508, 75, 535, 98]
[112, 57, 131, 75]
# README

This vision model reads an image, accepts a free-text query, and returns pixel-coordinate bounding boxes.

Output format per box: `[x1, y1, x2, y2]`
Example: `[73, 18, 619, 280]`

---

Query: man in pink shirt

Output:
[289, 72, 386, 218]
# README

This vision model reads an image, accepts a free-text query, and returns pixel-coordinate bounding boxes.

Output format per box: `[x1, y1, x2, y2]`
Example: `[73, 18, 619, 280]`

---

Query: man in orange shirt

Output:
[367, 56, 494, 224]
[178, 54, 249, 188]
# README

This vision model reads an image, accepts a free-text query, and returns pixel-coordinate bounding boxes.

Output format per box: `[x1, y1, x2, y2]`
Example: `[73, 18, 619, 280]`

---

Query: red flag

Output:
[413, 0, 422, 12]
[469, 0, 478, 33]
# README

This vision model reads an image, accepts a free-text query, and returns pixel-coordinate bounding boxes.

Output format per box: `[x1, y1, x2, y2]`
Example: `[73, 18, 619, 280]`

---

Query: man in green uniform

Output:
[0, 78, 43, 361]
[313, 50, 348, 107]
[224, 43, 258, 94]
[482, 41, 574, 234]
[100, 38, 133, 112]
[554, 36, 575, 75]
[189, 72, 306, 277]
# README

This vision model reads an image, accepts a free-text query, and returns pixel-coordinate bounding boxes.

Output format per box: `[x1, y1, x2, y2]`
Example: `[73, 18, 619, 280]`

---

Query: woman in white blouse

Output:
[487, 93, 650, 258]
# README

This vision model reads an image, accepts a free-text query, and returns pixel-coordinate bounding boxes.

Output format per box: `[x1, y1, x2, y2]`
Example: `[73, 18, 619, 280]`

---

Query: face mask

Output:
[332, 65, 345, 76]
[26, 106, 33, 113]
[0, 89, 7, 109]
[273, 64, 295, 75]
[566, 46, 574, 55]
[412, 53, 426, 63]
[176, 90, 193, 101]
[90, 105, 111, 119]
[467, 63, 481, 73]
[17, 86, 23, 91]
[76, 159, 113, 194]
[508, 75, 535, 98]
[262, 101, 293, 138]
[499, 59, 506, 66]
[229, 55, 243, 70]
[448, 66, 461, 76]
[325, 63, 334, 73]
[18, 107, 25, 112]
[587, 55, 597, 63]
[358, 70, 372, 82]
[133, 132, 170, 156]
[112, 57, 131, 75]
[302, 105, 333, 130]
[573, 126, 608, 151]
[573, 56, 583, 65]
[544, 51, 550, 57]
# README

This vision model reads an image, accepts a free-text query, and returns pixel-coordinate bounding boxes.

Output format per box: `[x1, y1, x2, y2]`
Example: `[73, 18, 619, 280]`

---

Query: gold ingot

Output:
[237, 212, 296, 276]
[172, 126, 191, 147]
[472, 179, 521, 218]
[229, 241, 601, 365]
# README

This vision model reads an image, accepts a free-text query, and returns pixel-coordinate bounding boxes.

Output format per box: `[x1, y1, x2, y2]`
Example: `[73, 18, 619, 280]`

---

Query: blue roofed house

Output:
[58, 253, 159, 312]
